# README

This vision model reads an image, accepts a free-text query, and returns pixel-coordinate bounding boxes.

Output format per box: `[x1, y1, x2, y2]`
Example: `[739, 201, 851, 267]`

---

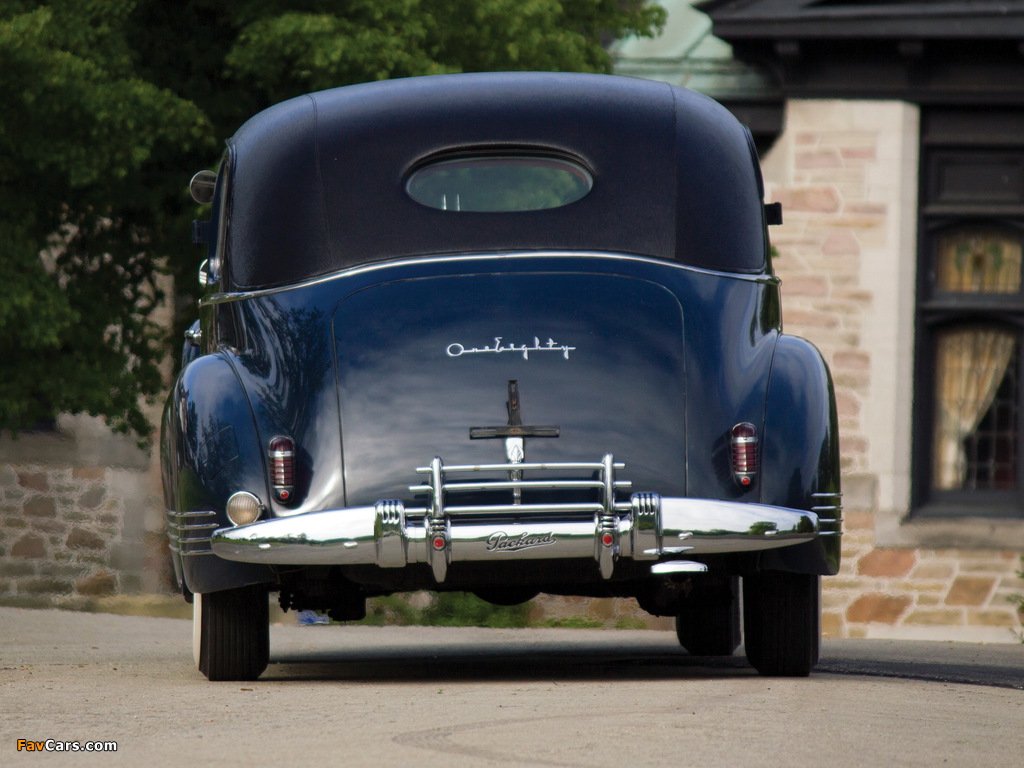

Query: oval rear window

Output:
[406, 155, 593, 212]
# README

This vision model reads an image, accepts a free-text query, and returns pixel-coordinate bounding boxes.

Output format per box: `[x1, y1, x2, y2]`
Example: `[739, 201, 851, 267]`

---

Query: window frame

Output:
[912, 107, 1024, 520]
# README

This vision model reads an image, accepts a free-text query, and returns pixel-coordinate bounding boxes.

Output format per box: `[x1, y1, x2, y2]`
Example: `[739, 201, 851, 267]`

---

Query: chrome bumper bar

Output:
[210, 454, 829, 582]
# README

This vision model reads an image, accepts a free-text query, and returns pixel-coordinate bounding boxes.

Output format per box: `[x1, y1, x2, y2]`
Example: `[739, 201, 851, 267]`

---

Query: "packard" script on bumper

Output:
[485, 531, 557, 552]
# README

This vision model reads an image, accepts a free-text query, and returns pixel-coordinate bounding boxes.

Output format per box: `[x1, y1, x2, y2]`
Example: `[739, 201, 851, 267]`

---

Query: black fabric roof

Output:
[224, 72, 768, 289]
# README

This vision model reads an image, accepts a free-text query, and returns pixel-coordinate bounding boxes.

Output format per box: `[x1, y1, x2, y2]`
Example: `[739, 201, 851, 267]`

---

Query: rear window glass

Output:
[406, 155, 593, 212]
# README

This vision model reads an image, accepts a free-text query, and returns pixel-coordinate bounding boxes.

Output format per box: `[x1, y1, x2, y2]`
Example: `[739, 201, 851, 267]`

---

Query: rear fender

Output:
[758, 335, 842, 575]
[164, 354, 275, 593]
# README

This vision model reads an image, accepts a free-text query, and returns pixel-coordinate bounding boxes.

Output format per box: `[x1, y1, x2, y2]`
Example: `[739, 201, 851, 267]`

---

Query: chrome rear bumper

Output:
[209, 454, 837, 582]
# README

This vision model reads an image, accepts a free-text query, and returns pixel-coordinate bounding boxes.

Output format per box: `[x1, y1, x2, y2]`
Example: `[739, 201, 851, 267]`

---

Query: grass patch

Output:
[357, 592, 531, 628]
[537, 616, 604, 629]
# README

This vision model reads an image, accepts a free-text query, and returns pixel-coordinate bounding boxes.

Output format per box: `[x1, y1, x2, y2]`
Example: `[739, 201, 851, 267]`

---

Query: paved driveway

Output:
[2, 607, 1021, 767]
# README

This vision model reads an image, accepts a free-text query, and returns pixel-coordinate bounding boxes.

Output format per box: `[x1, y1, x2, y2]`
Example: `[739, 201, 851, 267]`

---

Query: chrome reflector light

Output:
[226, 491, 263, 526]
[731, 422, 758, 487]
[268, 436, 295, 502]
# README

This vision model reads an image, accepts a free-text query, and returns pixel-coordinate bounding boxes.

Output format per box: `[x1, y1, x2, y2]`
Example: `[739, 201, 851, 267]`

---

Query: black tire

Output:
[742, 571, 820, 677]
[674, 575, 741, 656]
[194, 584, 270, 681]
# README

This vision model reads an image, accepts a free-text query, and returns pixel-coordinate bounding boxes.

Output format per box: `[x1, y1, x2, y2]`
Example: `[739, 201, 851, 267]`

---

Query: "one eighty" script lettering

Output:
[447, 336, 576, 360]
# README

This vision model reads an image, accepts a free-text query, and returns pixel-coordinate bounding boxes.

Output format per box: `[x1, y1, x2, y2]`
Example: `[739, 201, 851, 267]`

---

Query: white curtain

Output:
[931, 229, 1021, 489]
[933, 329, 1016, 489]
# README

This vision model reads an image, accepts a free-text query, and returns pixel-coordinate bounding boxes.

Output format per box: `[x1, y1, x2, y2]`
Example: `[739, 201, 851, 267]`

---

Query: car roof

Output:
[224, 71, 768, 289]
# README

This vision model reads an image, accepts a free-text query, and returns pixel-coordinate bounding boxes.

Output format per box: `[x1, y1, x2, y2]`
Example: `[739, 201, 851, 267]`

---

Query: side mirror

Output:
[198, 259, 218, 288]
[190, 170, 217, 205]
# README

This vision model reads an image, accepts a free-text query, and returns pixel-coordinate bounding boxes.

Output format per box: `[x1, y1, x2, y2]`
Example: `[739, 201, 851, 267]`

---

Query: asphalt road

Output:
[2, 606, 1022, 767]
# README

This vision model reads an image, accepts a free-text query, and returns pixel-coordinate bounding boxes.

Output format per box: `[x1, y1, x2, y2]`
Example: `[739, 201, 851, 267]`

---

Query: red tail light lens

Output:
[730, 423, 758, 488]
[268, 436, 295, 502]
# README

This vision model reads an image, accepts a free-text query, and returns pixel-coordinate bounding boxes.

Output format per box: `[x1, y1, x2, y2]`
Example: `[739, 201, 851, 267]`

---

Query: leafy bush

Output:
[357, 592, 530, 628]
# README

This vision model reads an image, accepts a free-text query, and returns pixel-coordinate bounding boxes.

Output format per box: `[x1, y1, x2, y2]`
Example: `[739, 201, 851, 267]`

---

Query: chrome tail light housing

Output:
[730, 422, 758, 487]
[268, 436, 296, 502]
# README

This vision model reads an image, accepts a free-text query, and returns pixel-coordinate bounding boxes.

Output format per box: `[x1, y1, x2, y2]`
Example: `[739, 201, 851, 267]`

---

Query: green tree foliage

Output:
[0, 0, 664, 441]
[0, 1, 211, 438]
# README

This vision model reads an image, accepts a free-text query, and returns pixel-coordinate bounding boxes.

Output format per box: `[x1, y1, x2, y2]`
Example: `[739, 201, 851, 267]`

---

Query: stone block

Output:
[10, 534, 46, 558]
[0, 559, 37, 577]
[0, 464, 17, 487]
[72, 466, 106, 481]
[822, 591, 852, 610]
[783, 309, 841, 329]
[37, 560, 88, 578]
[910, 561, 956, 580]
[16, 472, 47, 492]
[775, 187, 841, 213]
[23, 496, 56, 518]
[958, 558, 1015, 575]
[832, 350, 871, 371]
[21, 577, 74, 596]
[840, 147, 878, 163]
[796, 149, 843, 170]
[781, 276, 830, 297]
[892, 579, 946, 594]
[857, 549, 916, 578]
[966, 609, 1019, 628]
[80, 485, 106, 509]
[844, 202, 887, 216]
[945, 577, 996, 607]
[999, 573, 1024, 591]
[822, 611, 844, 638]
[30, 519, 67, 535]
[66, 527, 106, 551]
[905, 608, 964, 626]
[846, 593, 911, 624]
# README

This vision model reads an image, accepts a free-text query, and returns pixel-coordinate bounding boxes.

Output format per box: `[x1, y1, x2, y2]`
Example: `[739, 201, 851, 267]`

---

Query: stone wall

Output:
[763, 99, 1024, 642]
[831, 504, 1024, 642]
[0, 415, 168, 608]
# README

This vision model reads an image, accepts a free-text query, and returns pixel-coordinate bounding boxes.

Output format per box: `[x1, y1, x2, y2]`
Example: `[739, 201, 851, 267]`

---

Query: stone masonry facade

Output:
[763, 100, 1024, 642]
[0, 419, 169, 609]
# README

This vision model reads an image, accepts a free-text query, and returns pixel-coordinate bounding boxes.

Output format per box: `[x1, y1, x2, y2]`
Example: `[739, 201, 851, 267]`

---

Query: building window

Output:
[914, 109, 1024, 518]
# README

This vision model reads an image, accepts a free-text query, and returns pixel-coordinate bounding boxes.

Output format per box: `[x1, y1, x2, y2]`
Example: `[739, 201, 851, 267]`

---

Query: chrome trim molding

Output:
[166, 510, 218, 557]
[202, 250, 778, 306]
[810, 491, 844, 535]
[209, 454, 826, 582]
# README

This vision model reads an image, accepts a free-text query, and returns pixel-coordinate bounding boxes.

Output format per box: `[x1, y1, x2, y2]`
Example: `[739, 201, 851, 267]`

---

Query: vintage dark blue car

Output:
[162, 72, 841, 681]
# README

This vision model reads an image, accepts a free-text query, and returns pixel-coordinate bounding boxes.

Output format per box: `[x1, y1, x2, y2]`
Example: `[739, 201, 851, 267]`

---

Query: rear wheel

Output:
[194, 584, 270, 681]
[674, 575, 741, 656]
[742, 571, 820, 677]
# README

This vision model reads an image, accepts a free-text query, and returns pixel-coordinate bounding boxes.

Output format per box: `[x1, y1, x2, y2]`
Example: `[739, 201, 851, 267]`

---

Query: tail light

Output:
[730, 423, 758, 488]
[268, 436, 295, 502]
